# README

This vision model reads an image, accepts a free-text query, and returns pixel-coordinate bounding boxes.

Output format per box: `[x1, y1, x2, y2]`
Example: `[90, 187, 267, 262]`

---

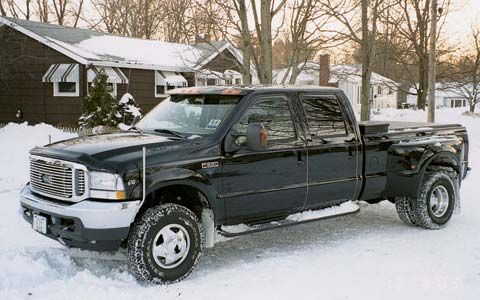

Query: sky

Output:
[444, 0, 480, 43]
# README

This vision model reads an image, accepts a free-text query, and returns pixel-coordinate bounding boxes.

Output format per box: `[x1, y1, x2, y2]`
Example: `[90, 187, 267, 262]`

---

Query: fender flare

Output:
[384, 146, 461, 198]
[144, 167, 219, 213]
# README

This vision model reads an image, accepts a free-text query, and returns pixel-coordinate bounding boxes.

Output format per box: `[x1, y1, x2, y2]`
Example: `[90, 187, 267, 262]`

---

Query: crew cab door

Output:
[221, 94, 308, 224]
[301, 93, 361, 209]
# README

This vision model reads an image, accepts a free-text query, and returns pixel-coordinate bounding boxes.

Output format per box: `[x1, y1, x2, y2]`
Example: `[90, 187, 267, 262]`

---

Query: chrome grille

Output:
[76, 169, 85, 195]
[29, 156, 88, 202]
[30, 158, 73, 198]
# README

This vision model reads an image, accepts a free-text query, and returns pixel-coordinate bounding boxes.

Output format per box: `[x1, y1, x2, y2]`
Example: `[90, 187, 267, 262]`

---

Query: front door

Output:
[221, 94, 308, 224]
[301, 94, 361, 209]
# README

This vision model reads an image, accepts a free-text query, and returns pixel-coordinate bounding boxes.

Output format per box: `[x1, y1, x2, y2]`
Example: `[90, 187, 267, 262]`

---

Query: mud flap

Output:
[201, 209, 215, 248]
[454, 174, 461, 214]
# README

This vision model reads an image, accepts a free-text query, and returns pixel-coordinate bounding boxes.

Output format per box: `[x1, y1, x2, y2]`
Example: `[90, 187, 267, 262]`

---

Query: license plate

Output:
[32, 214, 47, 234]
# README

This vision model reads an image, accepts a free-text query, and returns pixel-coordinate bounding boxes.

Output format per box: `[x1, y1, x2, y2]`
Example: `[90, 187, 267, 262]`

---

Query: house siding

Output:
[0, 26, 243, 125]
[0, 26, 85, 125]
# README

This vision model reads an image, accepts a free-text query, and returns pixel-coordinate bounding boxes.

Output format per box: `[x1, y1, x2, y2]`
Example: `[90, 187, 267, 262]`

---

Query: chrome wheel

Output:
[152, 224, 190, 269]
[429, 185, 449, 218]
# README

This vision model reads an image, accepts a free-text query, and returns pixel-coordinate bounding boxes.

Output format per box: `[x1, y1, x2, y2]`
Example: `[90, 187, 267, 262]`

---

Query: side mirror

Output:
[247, 123, 267, 151]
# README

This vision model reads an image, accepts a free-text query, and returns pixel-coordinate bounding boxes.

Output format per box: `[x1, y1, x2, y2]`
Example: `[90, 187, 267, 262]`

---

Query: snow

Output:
[70, 36, 207, 71]
[1, 108, 480, 299]
[286, 201, 359, 222]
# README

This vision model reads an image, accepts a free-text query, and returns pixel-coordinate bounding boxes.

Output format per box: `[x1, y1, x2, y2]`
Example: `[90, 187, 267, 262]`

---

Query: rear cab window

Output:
[300, 94, 354, 143]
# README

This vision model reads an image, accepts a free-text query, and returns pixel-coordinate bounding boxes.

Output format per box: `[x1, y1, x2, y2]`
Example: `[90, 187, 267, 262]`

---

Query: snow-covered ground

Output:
[1, 108, 479, 300]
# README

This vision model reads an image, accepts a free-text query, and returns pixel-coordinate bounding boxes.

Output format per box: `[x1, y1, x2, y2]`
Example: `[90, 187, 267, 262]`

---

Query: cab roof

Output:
[167, 85, 341, 96]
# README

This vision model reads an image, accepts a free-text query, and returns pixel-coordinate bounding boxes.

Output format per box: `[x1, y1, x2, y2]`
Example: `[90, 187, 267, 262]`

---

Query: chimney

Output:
[319, 54, 330, 86]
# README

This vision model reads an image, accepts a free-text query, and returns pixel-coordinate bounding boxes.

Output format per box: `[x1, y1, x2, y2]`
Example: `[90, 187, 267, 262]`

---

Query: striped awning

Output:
[155, 71, 187, 86]
[42, 64, 79, 82]
[87, 66, 129, 84]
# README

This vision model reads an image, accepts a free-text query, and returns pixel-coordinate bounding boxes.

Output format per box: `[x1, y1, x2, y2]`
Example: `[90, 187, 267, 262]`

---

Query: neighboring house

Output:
[0, 17, 248, 124]
[406, 83, 469, 108]
[273, 57, 399, 112]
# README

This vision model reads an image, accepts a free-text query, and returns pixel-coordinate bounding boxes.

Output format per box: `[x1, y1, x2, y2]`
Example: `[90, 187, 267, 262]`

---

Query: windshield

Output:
[137, 94, 240, 136]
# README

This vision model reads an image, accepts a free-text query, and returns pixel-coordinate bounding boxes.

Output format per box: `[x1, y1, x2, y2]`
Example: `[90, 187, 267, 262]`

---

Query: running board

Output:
[218, 201, 360, 238]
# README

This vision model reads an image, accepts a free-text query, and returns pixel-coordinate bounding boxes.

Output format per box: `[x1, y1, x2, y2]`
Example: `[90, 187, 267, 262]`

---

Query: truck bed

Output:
[358, 120, 468, 201]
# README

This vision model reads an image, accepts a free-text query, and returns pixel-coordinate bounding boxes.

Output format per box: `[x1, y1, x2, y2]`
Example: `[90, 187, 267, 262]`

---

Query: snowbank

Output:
[0, 109, 479, 300]
[0, 123, 76, 192]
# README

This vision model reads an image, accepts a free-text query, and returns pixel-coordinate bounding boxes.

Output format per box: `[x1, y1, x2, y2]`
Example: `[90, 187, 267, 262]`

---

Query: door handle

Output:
[347, 146, 353, 157]
[296, 150, 305, 165]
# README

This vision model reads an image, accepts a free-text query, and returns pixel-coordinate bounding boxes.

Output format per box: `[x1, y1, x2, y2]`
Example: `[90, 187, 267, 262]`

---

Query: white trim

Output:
[54, 81, 80, 97]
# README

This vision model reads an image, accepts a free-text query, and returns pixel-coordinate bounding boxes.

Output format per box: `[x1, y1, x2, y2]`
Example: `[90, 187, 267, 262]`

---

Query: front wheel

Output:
[127, 203, 203, 283]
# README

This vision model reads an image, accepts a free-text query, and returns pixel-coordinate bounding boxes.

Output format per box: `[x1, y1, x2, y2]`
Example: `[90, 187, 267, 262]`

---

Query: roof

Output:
[407, 82, 479, 99]
[0, 17, 242, 72]
[273, 62, 398, 86]
[168, 85, 341, 96]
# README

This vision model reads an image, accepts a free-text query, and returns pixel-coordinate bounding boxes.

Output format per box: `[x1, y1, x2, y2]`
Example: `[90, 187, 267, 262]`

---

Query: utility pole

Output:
[427, 0, 437, 122]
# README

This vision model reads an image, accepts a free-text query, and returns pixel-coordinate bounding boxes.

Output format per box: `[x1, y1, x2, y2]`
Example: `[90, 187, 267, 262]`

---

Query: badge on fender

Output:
[202, 161, 219, 169]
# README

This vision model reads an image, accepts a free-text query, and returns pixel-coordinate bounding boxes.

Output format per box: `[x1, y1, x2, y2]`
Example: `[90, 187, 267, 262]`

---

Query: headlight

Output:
[89, 171, 126, 200]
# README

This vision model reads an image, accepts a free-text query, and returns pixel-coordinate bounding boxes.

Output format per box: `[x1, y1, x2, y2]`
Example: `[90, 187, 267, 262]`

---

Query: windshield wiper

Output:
[154, 128, 185, 139]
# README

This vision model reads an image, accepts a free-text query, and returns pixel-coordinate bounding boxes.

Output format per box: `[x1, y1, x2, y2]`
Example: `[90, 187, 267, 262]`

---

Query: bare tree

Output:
[250, 0, 287, 83]
[447, 27, 480, 112]
[0, 1, 7, 16]
[320, 0, 385, 121]
[3, 0, 32, 19]
[36, 0, 49, 23]
[91, 0, 164, 38]
[52, 0, 68, 25]
[276, 0, 337, 85]
[385, 0, 451, 110]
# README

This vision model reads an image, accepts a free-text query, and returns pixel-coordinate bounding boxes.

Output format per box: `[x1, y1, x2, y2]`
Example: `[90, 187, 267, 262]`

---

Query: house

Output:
[0, 17, 247, 124]
[273, 55, 399, 111]
[406, 82, 470, 108]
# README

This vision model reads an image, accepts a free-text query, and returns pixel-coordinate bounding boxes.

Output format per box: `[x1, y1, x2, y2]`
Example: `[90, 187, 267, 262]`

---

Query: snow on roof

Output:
[0, 17, 237, 72]
[407, 82, 479, 99]
[273, 62, 398, 86]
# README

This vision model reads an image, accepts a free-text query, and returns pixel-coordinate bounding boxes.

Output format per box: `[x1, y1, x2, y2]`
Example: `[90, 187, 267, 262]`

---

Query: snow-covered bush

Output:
[117, 93, 142, 130]
[79, 70, 118, 129]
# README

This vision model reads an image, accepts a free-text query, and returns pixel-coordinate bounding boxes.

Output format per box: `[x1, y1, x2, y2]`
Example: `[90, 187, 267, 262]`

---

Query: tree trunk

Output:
[260, 0, 273, 84]
[427, 0, 437, 122]
[360, 0, 371, 121]
[238, 0, 252, 84]
[417, 55, 428, 109]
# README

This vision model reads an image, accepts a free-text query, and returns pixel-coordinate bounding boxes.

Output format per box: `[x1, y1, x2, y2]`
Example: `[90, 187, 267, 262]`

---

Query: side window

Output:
[302, 96, 350, 138]
[233, 97, 296, 148]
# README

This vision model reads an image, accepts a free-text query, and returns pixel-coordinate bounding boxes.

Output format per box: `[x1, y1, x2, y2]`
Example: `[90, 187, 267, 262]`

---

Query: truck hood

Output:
[30, 131, 205, 172]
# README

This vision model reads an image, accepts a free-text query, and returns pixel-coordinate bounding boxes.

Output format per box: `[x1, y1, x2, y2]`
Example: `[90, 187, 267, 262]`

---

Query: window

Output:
[377, 85, 382, 95]
[54, 81, 79, 97]
[233, 97, 296, 148]
[138, 94, 239, 136]
[196, 78, 207, 86]
[302, 96, 349, 138]
[388, 87, 393, 94]
[235, 78, 242, 85]
[156, 85, 165, 95]
[225, 78, 233, 85]
[207, 78, 217, 86]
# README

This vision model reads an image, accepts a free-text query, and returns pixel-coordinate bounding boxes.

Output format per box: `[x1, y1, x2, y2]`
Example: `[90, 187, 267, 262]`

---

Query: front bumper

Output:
[20, 185, 140, 251]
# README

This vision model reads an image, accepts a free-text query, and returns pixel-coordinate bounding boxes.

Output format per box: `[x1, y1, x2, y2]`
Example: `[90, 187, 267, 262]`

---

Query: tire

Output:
[395, 196, 417, 226]
[396, 170, 457, 229]
[411, 171, 456, 229]
[127, 203, 204, 284]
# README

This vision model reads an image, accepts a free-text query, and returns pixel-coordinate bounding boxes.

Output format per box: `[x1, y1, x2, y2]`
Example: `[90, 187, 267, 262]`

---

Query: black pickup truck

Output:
[20, 86, 469, 283]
